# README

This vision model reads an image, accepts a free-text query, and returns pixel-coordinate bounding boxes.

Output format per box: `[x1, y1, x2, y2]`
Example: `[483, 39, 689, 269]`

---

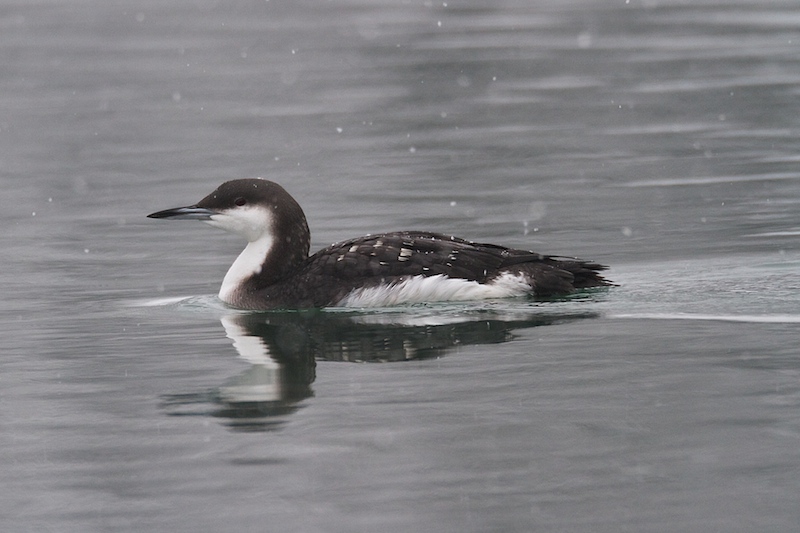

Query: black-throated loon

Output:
[147, 178, 611, 310]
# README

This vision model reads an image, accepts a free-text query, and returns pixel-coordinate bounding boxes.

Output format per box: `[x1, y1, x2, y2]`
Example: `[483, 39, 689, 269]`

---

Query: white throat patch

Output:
[205, 207, 276, 304]
[218, 234, 274, 304]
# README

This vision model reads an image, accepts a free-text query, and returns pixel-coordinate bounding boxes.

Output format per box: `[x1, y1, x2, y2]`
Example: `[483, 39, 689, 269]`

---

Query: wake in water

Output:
[609, 312, 800, 324]
[602, 253, 800, 324]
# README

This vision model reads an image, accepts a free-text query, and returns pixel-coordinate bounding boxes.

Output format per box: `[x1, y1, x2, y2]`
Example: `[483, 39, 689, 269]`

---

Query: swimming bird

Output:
[147, 178, 611, 309]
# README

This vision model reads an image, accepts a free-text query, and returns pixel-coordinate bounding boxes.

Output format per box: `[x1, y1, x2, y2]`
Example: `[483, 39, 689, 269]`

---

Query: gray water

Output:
[3, 1, 800, 531]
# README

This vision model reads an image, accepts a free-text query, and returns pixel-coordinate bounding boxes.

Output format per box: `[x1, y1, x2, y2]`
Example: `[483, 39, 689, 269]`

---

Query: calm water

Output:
[3, 1, 800, 531]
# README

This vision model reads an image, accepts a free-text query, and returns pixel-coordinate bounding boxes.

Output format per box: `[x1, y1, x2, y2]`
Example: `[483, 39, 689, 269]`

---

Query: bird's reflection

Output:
[160, 305, 598, 431]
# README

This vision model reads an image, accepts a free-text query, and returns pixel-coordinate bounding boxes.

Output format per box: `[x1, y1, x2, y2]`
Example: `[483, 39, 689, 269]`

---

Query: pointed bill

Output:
[147, 206, 217, 220]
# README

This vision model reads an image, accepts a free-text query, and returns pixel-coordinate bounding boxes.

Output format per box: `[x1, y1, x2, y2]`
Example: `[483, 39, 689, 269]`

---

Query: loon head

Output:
[148, 178, 307, 245]
[148, 178, 311, 305]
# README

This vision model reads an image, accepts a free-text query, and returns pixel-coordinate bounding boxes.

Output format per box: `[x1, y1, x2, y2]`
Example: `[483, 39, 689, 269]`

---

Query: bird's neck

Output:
[218, 223, 311, 306]
[219, 234, 276, 304]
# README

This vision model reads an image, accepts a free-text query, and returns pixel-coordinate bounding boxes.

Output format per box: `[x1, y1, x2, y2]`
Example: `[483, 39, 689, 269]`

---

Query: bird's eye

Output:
[234, 197, 247, 206]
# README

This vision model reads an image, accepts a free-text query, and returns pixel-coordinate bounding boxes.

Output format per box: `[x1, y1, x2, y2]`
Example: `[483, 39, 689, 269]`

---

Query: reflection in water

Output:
[161, 306, 598, 431]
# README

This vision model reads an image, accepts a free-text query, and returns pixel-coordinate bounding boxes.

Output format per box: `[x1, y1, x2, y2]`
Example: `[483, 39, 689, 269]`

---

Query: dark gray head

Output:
[148, 178, 311, 278]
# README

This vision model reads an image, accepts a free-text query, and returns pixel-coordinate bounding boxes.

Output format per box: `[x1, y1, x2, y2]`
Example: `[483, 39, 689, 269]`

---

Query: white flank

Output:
[337, 272, 532, 308]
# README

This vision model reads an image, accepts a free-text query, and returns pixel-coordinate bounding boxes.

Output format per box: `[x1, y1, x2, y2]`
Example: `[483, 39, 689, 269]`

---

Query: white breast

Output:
[336, 272, 532, 308]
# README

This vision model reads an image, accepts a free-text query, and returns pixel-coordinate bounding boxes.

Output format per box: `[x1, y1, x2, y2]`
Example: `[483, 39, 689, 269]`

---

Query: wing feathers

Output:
[301, 231, 609, 293]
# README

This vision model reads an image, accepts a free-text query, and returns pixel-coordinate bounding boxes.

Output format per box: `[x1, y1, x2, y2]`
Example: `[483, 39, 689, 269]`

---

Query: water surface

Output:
[2, 1, 799, 532]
